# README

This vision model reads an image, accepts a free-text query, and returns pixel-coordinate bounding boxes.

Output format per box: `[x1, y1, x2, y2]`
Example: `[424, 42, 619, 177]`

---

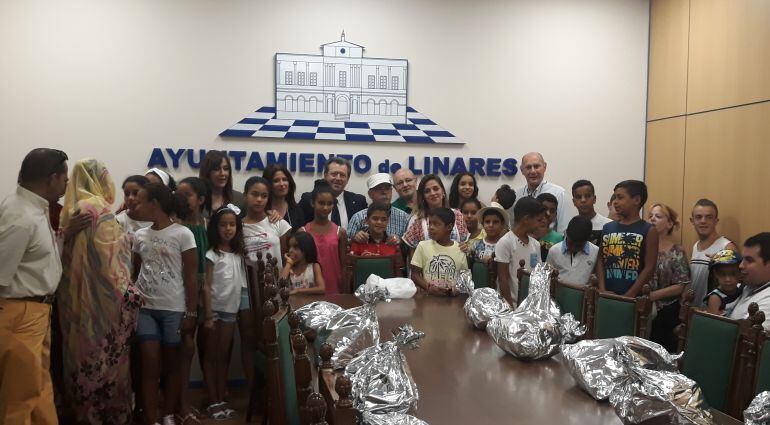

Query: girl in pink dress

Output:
[302, 183, 347, 294]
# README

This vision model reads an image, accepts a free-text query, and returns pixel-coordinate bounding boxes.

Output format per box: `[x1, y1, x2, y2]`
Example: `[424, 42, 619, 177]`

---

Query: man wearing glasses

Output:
[392, 167, 418, 215]
[0, 148, 70, 424]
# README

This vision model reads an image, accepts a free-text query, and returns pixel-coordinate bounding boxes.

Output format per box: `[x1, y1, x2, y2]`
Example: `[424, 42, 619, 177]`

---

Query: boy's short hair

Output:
[614, 180, 648, 206]
[609, 193, 617, 203]
[535, 192, 558, 207]
[513, 197, 547, 222]
[495, 184, 516, 209]
[571, 179, 595, 195]
[693, 198, 719, 217]
[427, 207, 455, 227]
[566, 216, 592, 245]
[482, 208, 505, 222]
[366, 202, 391, 218]
[744, 232, 770, 263]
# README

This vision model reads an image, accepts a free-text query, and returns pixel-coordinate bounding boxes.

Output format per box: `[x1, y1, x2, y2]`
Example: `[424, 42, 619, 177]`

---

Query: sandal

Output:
[206, 403, 229, 421]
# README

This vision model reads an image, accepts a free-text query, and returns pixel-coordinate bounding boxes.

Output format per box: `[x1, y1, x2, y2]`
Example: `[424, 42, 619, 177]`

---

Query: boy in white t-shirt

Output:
[571, 179, 612, 248]
[546, 216, 599, 286]
[495, 197, 546, 306]
[411, 208, 469, 296]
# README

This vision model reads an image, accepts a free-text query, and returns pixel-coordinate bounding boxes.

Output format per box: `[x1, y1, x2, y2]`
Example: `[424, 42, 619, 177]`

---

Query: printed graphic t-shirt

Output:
[600, 220, 651, 295]
[411, 240, 468, 288]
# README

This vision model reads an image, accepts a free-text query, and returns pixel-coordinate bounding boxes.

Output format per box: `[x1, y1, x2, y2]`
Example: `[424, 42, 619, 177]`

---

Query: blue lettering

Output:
[432, 157, 450, 176]
[165, 148, 186, 169]
[449, 158, 467, 175]
[147, 148, 168, 168]
[502, 158, 518, 176]
[245, 151, 264, 171]
[486, 158, 501, 176]
[229, 150, 246, 171]
[353, 155, 371, 173]
[187, 149, 206, 169]
[469, 158, 486, 176]
[298, 153, 314, 173]
[408, 156, 422, 175]
[378, 159, 390, 173]
[317, 154, 330, 172]
[266, 152, 287, 166]
[289, 153, 297, 172]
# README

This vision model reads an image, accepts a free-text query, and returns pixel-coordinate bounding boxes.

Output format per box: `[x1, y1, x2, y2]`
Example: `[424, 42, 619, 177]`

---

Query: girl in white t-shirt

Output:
[280, 231, 325, 295]
[115, 175, 152, 237]
[130, 182, 198, 425]
[239, 176, 291, 394]
[202, 205, 246, 420]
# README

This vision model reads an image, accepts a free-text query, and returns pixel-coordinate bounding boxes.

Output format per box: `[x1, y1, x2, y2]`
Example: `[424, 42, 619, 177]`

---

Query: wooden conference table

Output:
[290, 293, 742, 424]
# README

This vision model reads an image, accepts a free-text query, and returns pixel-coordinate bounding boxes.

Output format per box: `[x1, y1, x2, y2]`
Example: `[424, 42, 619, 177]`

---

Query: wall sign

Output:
[220, 32, 462, 144]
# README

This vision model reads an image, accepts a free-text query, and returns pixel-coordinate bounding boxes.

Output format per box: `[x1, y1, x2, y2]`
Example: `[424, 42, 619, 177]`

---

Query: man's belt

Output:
[9, 294, 56, 304]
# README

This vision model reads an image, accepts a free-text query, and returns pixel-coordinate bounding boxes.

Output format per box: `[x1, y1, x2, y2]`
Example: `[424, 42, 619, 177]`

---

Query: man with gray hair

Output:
[515, 152, 568, 232]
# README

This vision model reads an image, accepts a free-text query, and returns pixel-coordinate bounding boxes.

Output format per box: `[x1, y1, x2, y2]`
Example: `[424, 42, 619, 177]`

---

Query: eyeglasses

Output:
[395, 178, 415, 187]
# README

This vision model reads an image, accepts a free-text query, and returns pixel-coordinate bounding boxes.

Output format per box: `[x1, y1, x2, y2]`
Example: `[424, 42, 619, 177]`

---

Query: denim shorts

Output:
[136, 308, 184, 346]
[239, 287, 251, 311]
[214, 311, 237, 323]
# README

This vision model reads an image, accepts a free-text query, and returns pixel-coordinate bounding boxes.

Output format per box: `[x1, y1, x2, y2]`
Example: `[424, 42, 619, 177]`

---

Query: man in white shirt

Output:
[515, 152, 569, 233]
[689, 199, 737, 307]
[298, 158, 367, 228]
[0, 148, 70, 424]
[729, 232, 770, 330]
[546, 216, 599, 286]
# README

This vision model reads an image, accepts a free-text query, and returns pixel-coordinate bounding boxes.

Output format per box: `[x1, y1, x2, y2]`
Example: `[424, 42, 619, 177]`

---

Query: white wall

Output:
[0, 0, 649, 217]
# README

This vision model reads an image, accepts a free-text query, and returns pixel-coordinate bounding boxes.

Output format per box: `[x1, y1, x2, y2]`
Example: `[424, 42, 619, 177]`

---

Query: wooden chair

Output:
[675, 290, 766, 418]
[470, 253, 497, 289]
[755, 323, 770, 395]
[515, 259, 558, 306]
[317, 343, 357, 425]
[345, 249, 403, 293]
[591, 284, 652, 339]
[554, 276, 598, 334]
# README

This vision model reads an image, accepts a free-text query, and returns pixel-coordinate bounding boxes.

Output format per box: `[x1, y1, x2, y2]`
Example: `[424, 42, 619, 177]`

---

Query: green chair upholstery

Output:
[277, 314, 300, 425]
[681, 313, 739, 411]
[555, 285, 584, 321]
[353, 257, 394, 290]
[756, 339, 770, 394]
[471, 261, 490, 289]
[517, 274, 530, 305]
[594, 296, 635, 339]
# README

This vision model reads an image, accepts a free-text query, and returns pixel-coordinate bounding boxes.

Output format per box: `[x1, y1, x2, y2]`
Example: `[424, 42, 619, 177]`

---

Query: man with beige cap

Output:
[347, 173, 410, 243]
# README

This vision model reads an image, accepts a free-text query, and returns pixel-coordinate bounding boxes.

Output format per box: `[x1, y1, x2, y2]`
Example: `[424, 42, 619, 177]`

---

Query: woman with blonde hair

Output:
[647, 202, 690, 352]
[58, 159, 141, 424]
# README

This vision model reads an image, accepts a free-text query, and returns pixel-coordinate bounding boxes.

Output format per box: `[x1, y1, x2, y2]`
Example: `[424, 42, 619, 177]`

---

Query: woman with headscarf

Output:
[58, 159, 142, 424]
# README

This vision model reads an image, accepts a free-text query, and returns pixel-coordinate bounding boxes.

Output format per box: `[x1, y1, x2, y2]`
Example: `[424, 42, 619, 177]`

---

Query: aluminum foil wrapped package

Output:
[324, 285, 390, 369]
[294, 301, 342, 331]
[346, 324, 424, 415]
[744, 391, 770, 425]
[455, 270, 511, 329]
[609, 367, 715, 424]
[560, 336, 681, 400]
[361, 412, 429, 425]
[485, 263, 586, 359]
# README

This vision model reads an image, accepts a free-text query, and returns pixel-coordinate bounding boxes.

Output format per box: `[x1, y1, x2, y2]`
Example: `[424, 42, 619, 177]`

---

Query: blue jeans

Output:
[136, 308, 184, 346]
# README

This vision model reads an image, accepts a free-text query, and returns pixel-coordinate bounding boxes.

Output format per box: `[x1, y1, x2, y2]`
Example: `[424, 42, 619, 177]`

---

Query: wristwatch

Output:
[183, 311, 198, 319]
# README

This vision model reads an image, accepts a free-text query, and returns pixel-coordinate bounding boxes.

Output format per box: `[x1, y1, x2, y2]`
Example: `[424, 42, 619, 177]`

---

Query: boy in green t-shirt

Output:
[534, 193, 564, 261]
[411, 207, 469, 296]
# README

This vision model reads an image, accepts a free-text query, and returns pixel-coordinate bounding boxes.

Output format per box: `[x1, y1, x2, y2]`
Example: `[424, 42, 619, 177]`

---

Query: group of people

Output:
[1, 148, 769, 425]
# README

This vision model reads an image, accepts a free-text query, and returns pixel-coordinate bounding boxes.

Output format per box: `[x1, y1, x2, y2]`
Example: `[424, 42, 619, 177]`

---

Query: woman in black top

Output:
[263, 163, 305, 229]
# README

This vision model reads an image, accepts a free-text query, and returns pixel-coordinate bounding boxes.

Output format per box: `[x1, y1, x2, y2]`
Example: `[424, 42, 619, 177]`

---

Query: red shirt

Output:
[350, 239, 398, 257]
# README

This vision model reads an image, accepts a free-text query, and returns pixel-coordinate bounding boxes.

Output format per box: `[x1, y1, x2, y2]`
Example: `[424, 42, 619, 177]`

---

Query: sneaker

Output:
[162, 414, 178, 425]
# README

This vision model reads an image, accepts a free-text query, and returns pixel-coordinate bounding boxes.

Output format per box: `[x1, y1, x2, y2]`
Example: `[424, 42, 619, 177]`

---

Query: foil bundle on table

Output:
[346, 324, 424, 415]
[455, 270, 511, 329]
[324, 284, 391, 369]
[485, 263, 585, 359]
[361, 412, 429, 425]
[560, 336, 681, 400]
[294, 301, 342, 331]
[744, 391, 770, 425]
[609, 367, 715, 424]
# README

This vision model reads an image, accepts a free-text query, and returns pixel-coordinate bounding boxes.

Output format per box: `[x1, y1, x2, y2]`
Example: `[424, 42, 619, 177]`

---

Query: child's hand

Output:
[428, 281, 452, 296]
[353, 231, 369, 243]
[204, 317, 215, 329]
[459, 241, 469, 253]
[284, 253, 294, 267]
[386, 235, 400, 245]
